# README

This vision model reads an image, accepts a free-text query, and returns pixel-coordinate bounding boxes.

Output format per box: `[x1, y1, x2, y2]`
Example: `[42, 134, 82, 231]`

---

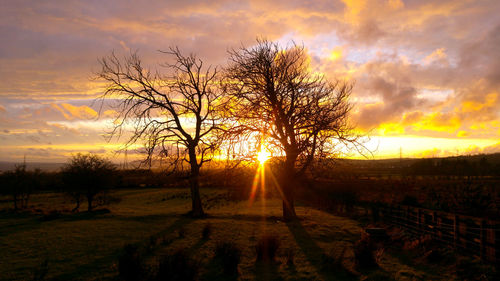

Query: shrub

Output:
[284, 248, 295, 266]
[118, 244, 145, 281]
[40, 210, 61, 221]
[401, 195, 420, 207]
[456, 257, 498, 281]
[155, 249, 199, 281]
[178, 227, 186, 239]
[31, 259, 48, 281]
[202, 223, 212, 240]
[214, 241, 241, 274]
[255, 234, 280, 262]
[354, 235, 379, 269]
[365, 270, 395, 281]
[321, 247, 347, 271]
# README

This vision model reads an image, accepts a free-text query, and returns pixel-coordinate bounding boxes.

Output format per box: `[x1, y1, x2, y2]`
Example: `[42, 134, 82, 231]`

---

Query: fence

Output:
[379, 205, 500, 263]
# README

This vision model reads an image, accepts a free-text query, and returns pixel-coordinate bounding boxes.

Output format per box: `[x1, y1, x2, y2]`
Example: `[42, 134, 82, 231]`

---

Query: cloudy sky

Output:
[1, 0, 500, 162]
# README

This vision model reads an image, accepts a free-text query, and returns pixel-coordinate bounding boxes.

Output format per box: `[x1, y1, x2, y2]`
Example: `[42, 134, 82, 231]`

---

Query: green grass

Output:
[0, 188, 455, 280]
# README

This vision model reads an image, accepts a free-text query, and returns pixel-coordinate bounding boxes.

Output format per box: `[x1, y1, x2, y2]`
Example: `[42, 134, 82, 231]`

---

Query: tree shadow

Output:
[286, 220, 357, 281]
[200, 257, 239, 281]
[206, 213, 283, 222]
[49, 215, 194, 280]
[187, 237, 208, 256]
[253, 261, 283, 281]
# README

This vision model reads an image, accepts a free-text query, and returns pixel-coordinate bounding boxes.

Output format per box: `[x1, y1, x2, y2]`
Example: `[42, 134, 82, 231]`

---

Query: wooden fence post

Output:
[417, 209, 422, 231]
[433, 211, 438, 239]
[454, 215, 459, 249]
[480, 220, 486, 259]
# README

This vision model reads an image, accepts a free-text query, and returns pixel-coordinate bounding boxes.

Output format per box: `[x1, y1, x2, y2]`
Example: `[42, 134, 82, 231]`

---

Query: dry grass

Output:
[0, 187, 455, 280]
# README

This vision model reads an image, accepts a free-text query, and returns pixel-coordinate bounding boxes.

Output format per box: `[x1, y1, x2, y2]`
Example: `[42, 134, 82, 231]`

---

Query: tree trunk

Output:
[13, 194, 18, 210]
[282, 183, 297, 221]
[281, 155, 298, 221]
[72, 197, 80, 213]
[188, 147, 205, 218]
[87, 194, 93, 212]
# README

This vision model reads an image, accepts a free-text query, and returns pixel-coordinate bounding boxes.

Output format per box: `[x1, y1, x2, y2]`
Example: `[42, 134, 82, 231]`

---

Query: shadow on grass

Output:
[50, 215, 194, 281]
[254, 261, 283, 281]
[207, 213, 283, 222]
[0, 210, 186, 237]
[187, 237, 208, 256]
[201, 257, 239, 281]
[0, 211, 43, 236]
[286, 220, 357, 281]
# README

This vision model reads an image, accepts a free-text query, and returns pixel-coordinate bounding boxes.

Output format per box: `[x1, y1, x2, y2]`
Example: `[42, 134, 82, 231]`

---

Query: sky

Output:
[1, 0, 500, 163]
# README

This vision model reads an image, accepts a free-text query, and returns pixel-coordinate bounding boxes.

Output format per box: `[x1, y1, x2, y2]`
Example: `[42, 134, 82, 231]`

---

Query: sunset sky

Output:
[1, 0, 500, 163]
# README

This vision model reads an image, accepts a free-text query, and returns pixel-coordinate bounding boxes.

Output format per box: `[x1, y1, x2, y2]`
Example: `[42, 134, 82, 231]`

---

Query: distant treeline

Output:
[313, 153, 500, 179]
[405, 156, 500, 177]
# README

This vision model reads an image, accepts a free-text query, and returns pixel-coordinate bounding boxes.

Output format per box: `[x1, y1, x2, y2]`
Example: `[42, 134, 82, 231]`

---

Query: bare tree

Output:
[62, 153, 116, 212]
[97, 47, 224, 217]
[1, 163, 40, 210]
[224, 40, 364, 221]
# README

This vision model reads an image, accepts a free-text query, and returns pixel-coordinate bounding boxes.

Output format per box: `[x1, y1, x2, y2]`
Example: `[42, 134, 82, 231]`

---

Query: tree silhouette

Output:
[62, 153, 116, 212]
[97, 48, 224, 217]
[1, 163, 40, 210]
[224, 40, 363, 221]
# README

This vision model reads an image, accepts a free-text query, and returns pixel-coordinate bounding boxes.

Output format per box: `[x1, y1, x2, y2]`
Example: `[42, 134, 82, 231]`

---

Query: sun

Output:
[257, 149, 271, 164]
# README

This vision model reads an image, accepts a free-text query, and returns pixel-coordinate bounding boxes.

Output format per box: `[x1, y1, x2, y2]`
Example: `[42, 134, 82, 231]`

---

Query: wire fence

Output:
[379, 205, 500, 263]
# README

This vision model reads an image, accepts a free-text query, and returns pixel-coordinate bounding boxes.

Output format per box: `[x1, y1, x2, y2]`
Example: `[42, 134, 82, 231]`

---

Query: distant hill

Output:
[1, 152, 499, 172]
[342, 152, 500, 167]
[0, 162, 64, 172]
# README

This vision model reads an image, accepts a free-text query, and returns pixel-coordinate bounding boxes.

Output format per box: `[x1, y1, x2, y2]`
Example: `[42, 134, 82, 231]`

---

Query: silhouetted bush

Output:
[178, 227, 186, 238]
[354, 235, 379, 269]
[31, 259, 48, 281]
[119, 244, 145, 281]
[284, 248, 295, 266]
[400, 195, 420, 207]
[214, 241, 241, 274]
[202, 223, 212, 240]
[456, 257, 498, 281]
[155, 249, 199, 281]
[40, 210, 61, 221]
[321, 247, 346, 271]
[365, 270, 395, 281]
[255, 234, 280, 262]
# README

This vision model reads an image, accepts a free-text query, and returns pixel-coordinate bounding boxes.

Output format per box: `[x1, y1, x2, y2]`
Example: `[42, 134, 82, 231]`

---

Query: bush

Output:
[31, 259, 48, 281]
[155, 249, 199, 281]
[40, 210, 61, 221]
[202, 223, 212, 240]
[178, 227, 186, 238]
[284, 248, 295, 266]
[118, 244, 145, 281]
[354, 235, 379, 269]
[321, 247, 347, 271]
[401, 195, 420, 207]
[255, 234, 280, 262]
[214, 241, 241, 274]
[456, 257, 498, 281]
[365, 270, 395, 281]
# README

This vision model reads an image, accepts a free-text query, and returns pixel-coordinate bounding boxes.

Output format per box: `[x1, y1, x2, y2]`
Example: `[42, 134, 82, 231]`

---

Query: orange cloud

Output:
[51, 103, 98, 120]
[412, 112, 461, 133]
[424, 48, 448, 65]
[460, 92, 498, 113]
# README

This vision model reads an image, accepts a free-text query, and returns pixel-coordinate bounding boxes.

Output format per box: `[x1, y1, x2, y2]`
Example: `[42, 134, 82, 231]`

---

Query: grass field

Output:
[0, 187, 459, 280]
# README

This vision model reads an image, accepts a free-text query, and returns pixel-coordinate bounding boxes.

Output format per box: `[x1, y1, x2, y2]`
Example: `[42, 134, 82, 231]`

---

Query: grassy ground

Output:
[0, 187, 457, 280]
